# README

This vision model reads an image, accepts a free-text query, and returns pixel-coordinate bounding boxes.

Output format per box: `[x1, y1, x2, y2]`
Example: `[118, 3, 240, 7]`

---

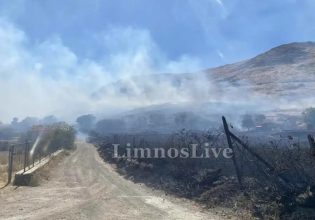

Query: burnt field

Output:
[89, 126, 315, 220]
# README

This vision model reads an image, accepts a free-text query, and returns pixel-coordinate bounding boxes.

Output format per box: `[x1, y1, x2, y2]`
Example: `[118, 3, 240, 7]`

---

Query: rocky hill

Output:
[92, 42, 315, 132]
[206, 42, 315, 97]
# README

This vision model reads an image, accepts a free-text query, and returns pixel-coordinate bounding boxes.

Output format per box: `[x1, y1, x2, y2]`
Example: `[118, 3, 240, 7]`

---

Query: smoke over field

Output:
[1, 17, 314, 127]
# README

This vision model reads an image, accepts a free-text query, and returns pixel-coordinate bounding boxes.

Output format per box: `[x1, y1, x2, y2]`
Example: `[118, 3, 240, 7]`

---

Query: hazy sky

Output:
[0, 0, 314, 122]
[1, 0, 315, 68]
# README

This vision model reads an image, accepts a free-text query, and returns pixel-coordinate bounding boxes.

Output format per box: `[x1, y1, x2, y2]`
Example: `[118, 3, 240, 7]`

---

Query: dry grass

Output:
[0, 152, 8, 165]
[0, 151, 25, 187]
[0, 151, 9, 186]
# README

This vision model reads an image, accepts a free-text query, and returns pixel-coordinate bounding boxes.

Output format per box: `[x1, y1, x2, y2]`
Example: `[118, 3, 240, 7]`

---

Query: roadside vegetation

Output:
[0, 119, 76, 187]
[89, 109, 315, 220]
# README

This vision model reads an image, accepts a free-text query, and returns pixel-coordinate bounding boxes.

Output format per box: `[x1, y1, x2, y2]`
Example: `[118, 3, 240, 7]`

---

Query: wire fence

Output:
[0, 140, 55, 187]
[91, 120, 315, 194]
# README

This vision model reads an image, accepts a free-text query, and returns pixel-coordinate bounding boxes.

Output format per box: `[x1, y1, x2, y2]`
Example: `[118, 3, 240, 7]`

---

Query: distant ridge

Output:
[206, 42, 315, 96]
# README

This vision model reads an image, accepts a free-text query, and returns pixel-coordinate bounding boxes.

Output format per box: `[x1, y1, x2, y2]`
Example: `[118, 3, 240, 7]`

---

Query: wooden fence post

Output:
[24, 141, 29, 172]
[7, 146, 14, 184]
[222, 116, 243, 188]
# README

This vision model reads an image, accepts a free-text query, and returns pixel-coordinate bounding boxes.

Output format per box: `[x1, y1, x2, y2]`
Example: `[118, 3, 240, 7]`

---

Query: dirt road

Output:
[0, 142, 230, 220]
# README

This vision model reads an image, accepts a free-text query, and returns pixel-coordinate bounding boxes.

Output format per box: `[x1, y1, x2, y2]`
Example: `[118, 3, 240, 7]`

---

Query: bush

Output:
[76, 114, 96, 133]
[29, 122, 76, 154]
[48, 123, 76, 151]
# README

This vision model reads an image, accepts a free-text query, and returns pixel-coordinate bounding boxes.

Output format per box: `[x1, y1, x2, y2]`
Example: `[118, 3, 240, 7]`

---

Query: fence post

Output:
[7, 145, 14, 184]
[308, 135, 315, 157]
[222, 116, 243, 188]
[23, 141, 28, 172]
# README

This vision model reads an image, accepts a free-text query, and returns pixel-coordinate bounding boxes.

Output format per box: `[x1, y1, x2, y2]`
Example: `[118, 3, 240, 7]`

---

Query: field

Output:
[0, 151, 9, 187]
[90, 130, 315, 219]
[0, 150, 26, 187]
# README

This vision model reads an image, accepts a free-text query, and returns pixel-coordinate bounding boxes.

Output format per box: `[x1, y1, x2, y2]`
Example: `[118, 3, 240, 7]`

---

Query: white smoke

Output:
[0, 20, 208, 122]
[0, 18, 311, 125]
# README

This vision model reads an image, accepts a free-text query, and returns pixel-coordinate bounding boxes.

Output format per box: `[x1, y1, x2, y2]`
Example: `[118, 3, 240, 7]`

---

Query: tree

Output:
[303, 107, 315, 129]
[0, 127, 15, 139]
[19, 117, 39, 129]
[241, 114, 255, 131]
[30, 123, 76, 153]
[48, 123, 76, 151]
[42, 115, 58, 125]
[11, 117, 19, 126]
[76, 114, 96, 133]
